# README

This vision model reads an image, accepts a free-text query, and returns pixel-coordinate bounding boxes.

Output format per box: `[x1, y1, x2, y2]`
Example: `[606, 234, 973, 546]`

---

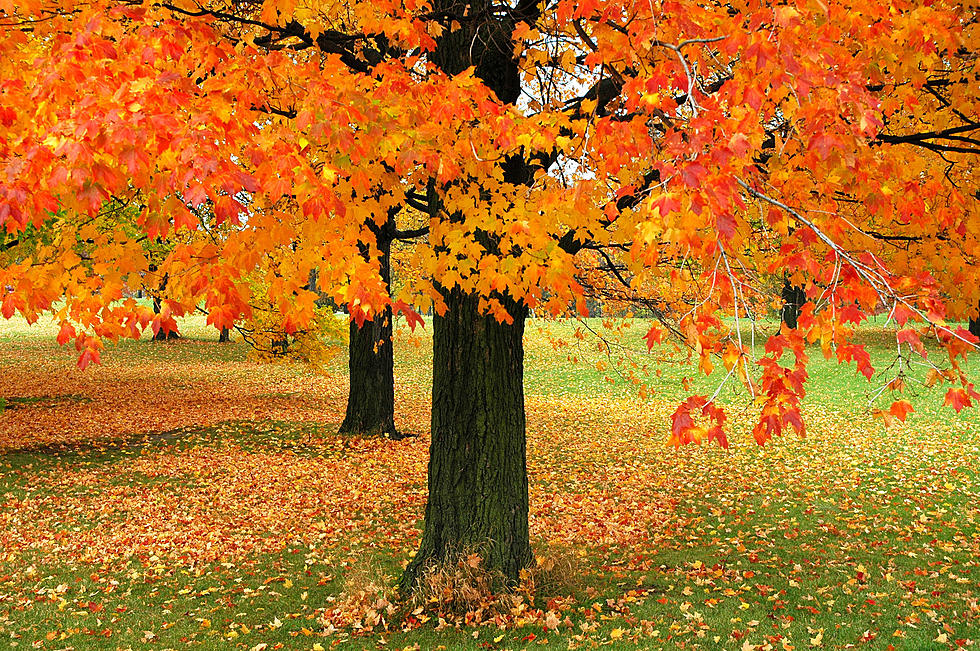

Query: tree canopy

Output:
[2, 0, 979, 580]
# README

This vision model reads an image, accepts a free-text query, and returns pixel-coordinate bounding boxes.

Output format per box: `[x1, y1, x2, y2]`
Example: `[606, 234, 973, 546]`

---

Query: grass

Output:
[0, 313, 978, 649]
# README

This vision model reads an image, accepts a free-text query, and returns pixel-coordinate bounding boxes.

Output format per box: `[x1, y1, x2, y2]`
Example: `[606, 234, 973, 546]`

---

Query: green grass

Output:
[0, 314, 978, 649]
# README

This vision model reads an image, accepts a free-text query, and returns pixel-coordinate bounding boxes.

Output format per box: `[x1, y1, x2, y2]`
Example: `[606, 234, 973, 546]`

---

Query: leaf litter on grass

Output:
[0, 318, 978, 649]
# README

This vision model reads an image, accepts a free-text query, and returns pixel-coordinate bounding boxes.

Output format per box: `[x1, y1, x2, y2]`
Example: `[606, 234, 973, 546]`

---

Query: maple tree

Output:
[1, 0, 978, 585]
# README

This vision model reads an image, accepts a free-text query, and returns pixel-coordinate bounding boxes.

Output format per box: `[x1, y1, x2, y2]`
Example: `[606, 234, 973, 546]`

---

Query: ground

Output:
[0, 314, 978, 650]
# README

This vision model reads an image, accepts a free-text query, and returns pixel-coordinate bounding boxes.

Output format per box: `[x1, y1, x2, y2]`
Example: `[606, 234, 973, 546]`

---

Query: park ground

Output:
[0, 314, 978, 650]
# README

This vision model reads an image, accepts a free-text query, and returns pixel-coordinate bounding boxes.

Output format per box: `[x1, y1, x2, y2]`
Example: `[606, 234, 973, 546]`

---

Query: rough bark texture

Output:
[402, 288, 531, 587]
[400, 0, 537, 589]
[338, 231, 399, 438]
[781, 280, 806, 330]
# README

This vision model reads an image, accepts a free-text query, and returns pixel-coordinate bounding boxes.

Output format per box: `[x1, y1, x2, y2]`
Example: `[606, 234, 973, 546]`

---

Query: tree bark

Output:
[151, 272, 180, 341]
[399, 0, 537, 590]
[970, 302, 980, 338]
[781, 279, 806, 330]
[218, 327, 231, 342]
[338, 229, 399, 438]
[401, 288, 531, 588]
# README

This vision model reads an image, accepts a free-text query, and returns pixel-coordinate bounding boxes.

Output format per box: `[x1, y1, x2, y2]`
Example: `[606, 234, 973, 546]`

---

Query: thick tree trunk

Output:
[399, 0, 534, 590]
[401, 288, 531, 588]
[218, 327, 231, 343]
[781, 280, 806, 330]
[970, 312, 980, 339]
[338, 231, 399, 438]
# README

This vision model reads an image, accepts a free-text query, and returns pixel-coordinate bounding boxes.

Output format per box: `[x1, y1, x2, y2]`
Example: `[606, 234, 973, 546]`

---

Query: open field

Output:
[0, 315, 978, 650]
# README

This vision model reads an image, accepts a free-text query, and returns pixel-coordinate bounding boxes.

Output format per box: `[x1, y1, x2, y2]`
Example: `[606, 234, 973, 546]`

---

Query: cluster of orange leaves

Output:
[0, 0, 976, 450]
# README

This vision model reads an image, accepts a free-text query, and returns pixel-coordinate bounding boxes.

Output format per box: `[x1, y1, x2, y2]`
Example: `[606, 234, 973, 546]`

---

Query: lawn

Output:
[0, 315, 978, 650]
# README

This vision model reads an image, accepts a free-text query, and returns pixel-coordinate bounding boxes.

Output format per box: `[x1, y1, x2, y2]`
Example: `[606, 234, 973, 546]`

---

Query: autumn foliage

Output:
[2, 0, 977, 443]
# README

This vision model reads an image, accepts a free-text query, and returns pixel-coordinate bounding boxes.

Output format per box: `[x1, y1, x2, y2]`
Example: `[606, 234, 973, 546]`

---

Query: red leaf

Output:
[680, 162, 707, 188]
[809, 133, 841, 160]
[781, 407, 805, 435]
[77, 341, 102, 370]
[1, 296, 15, 319]
[643, 325, 664, 350]
[349, 304, 369, 328]
[394, 300, 425, 332]
[715, 212, 736, 240]
[57, 321, 76, 346]
[896, 328, 925, 355]
[892, 303, 915, 327]
[944, 388, 971, 413]
[889, 400, 914, 422]
[650, 194, 680, 217]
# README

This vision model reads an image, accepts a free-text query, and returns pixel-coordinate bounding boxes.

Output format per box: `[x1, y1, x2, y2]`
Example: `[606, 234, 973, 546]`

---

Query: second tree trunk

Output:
[339, 232, 398, 437]
[781, 280, 806, 330]
[338, 305, 397, 437]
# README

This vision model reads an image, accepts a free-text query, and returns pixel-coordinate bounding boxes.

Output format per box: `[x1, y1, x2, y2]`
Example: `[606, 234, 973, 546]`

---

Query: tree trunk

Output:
[399, 0, 533, 589]
[338, 307, 397, 437]
[970, 305, 980, 339]
[338, 230, 399, 438]
[218, 327, 231, 342]
[781, 280, 806, 330]
[151, 273, 180, 341]
[401, 288, 531, 589]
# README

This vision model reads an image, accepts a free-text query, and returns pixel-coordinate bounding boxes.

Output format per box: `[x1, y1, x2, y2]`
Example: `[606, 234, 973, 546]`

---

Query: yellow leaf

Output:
[610, 628, 624, 639]
[544, 611, 560, 630]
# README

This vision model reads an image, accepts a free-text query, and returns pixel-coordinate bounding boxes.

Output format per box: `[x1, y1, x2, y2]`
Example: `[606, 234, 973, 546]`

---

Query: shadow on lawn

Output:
[0, 419, 350, 463]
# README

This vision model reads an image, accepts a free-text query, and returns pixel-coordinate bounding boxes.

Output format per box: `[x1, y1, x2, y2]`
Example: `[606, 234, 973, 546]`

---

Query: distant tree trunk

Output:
[307, 267, 333, 308]
[585, 296, 603, 317]
[401, 288, 531, 588]
[338, 226, 399, 438]
[781, 280, 806, 330]
[151, 273, 180, 341]
[218, 327, 231, 343]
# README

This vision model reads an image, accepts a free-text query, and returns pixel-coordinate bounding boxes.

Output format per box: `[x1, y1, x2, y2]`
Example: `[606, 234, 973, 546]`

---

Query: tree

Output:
[780, 280, 807, 331]
[150, 270, 181, 340]
[1, 0, 977, 586]
[340, 210, 428, 439]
